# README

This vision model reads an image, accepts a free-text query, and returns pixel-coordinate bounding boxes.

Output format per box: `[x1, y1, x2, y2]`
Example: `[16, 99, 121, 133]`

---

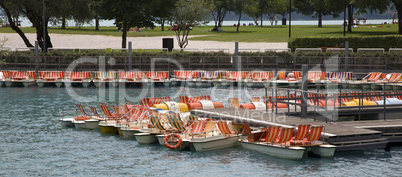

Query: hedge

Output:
[288, 36, 402, 52]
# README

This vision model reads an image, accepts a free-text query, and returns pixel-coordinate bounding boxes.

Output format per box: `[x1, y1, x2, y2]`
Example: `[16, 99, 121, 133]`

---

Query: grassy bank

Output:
[0, 24, 399, 42]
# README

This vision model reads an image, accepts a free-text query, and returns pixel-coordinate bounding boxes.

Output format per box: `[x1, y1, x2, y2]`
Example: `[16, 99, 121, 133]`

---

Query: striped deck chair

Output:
[200, 95, 211, 100]
[387, 73, 402, 82]
[395, 92, 402, 100]
[217, 121, 236, 135]
[203, 120, 217, 136]
[190, 96, 201, 103]
[89, 105, 103, 119]
[229, 98, 240, 108]
[179, 96, 189, 104]
[2, 70, 11, 79]
[275, 127, 295, 146]
[293, 124, 311, 145]
[188, 115, 199, 122]
[364, 72, 382, 82]
[113, 105, 125, 120]
[149, 116, 165, 131]
[306, 125, 324, 144]
[189, 121, 206, 134]
[259, 126, 281, 144]
[141, 98, 154, 108]
[100, 102, 116, 119]
[153, 97, 163, 105]
[76, 103, 92, 117]
[167, 114, 187, 132]
[277, 71, 286, 80]
[293, 71, 302, 80]
[128, 107, 148, 121]
[251, 97, 260, 102]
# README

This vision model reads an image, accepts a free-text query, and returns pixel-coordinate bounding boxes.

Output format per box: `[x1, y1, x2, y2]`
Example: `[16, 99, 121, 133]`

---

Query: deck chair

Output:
[229, 98, 240, 108]
[149, 116, 165, 131]
[76, 103, 91, 117]
[387, 73, 402, 82]
[167, 114, 187, 132]
[276, 127, 295, 146]
[277, 71, 286, 80]
[259, 126, 281, 144]
[251, 97, 260, 102]
[88, 105, 105, 120]
[293, 124, 311, 145]
[306, 125, 324, 144]
[217, 121, 237, 135]
[202, 120, 217, 137]
[100, 102, 116, 119]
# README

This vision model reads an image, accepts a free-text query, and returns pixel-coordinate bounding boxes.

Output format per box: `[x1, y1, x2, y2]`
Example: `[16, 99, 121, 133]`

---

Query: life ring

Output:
[163, 133, 182, 150]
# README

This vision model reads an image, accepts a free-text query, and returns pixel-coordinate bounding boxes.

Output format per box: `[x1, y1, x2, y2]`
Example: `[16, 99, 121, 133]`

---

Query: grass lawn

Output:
[0, 24, 400, 43]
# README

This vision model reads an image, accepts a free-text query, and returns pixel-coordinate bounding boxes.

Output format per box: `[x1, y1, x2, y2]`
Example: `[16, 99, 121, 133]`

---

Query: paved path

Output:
[0, 33, 288, 53]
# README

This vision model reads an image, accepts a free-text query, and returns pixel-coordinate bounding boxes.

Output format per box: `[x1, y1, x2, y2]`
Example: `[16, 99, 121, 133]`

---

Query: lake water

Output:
[19, 19, 392, 28]
[1, 86, 402, 176]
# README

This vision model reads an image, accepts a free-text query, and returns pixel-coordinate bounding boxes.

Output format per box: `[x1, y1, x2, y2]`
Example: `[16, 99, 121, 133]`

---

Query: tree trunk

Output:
[260, 14, 263, 27]
[398, 4, 402, 34]
[161, 18, 165, 31]
[237, 13, 241, 32]
[318, 12, 322, 27]
[0, 2, 33, 48]
[61, 16, 66, 29]
[122, 21, 128, 48]
[95, 16, 99, 31]
[347, 4, 353, 33]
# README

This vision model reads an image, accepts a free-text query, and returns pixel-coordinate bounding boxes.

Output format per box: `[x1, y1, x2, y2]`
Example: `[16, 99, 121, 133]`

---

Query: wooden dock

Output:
[190, 107, 402, 151]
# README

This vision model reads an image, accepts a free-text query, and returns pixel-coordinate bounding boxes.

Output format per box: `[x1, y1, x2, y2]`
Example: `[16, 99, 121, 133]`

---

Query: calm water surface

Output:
[1, 86, 402, 176]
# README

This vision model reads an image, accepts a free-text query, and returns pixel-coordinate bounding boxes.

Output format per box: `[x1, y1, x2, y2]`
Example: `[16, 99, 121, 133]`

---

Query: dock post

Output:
[234, 42, 239, 71]
[345, 41, 349, 72]
[35, 41, 39, 72]
[301, 65, 308, 119]
[128, 41, 132, 70]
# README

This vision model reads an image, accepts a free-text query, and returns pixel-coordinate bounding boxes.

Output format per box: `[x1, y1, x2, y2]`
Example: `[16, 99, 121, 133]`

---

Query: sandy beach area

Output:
[0, 33, 287, 53]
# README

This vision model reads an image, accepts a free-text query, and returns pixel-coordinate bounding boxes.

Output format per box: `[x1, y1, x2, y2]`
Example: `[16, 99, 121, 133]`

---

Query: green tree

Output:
[229, 0, 251, 31]
[390, 0, 402, 34]
[211, 0, 230, 29]
[98, 0, 155, 48]
[152, 0, 177, 31]
[294, 0, 342, 27]
[171, 0, 213, 48]
[0, 0, 52, 51]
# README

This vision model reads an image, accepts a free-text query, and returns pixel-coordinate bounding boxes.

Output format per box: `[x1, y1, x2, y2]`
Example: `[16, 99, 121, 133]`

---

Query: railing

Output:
[265, 85, 402, 123]
[1, 55, 400, 74]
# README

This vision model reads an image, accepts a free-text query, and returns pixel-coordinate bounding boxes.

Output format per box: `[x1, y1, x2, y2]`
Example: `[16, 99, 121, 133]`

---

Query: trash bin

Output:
[162, 38, 174, 52]
[282, 18, 286, 25]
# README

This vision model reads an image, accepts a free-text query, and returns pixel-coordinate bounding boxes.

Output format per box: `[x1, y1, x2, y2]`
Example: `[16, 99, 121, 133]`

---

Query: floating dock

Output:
[190, 107, 402, 151]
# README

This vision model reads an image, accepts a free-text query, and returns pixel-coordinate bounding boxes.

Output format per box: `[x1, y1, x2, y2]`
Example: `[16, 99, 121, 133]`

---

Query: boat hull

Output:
[134, 133, 157, 144]
[191, 135, 239, 152]
[121, 127, 140, 139]
[240, 141, 306, 160]
[99, 121, 118, 134]
[309, 145, 336, 157]
[73, 120, 87, 129]
[85, 120, 100, 130]
[59, 118, 75, 128]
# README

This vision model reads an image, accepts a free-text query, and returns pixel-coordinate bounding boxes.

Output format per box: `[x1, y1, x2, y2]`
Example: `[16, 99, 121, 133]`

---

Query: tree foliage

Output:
[171, 0, 213, 48]
[98, 0, 155, 48]
[294, 0, 342, 27]
[211, 0, 230, 28]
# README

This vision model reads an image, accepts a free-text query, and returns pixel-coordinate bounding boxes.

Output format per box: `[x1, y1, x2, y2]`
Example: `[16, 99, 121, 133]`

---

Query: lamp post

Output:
[43, 0, 46, 52]
[289, 0, 292, 38]
[343, 0, 346, 36]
